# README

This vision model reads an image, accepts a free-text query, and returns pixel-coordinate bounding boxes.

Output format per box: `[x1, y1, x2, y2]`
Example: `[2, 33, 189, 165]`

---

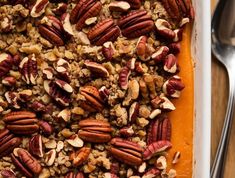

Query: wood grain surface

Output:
[211, 0, 235, 177]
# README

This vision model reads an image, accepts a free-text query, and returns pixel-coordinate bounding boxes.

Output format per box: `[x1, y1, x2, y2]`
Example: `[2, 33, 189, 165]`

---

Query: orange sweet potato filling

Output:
[167, 24, 194, 177]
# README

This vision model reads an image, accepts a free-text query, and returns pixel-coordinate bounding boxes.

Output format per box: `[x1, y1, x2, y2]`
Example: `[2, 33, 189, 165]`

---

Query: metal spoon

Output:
[211, 0, 235, 177]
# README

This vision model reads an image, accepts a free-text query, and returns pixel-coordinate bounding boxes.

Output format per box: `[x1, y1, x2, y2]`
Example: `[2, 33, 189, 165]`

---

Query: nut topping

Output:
[70, 147, 91, 166]
[78, 119, 112, 143]
[65, 172, 85, 178]
[117, 10, 154, 38]
[88, 18, 121, 45]
[30, 0, 49, 18]
[109, 1, 131, 12]
[0, 53, 14, 78]
[70, 0, 102, 30]
[29, 134, 43, 158]
[84, 60, 109, 77]
[108, 138, 143, 166]
[3, 111, 39, 135]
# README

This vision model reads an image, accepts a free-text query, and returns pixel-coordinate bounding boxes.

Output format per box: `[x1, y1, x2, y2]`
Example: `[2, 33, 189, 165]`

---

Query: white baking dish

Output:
[192, 0, 211, 177]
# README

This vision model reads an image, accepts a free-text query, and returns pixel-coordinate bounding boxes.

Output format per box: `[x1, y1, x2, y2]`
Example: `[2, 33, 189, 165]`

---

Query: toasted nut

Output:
[0, 17, 13, 33]
[42, 67, 54, 80]
[163, 75, 185, 98]
[136, 36, 153, 61]
[85, 17, 98, 25]
[163, 54, 178, 73]
[138, 162, 146, 173]
[70, 147, 91, 166]
[155, 156, 167, 170]
[149, 109, 161, 119]
[109, 1, 130, 12]
[2, 76, 16, 86]
[120, 126, 134, 137]
[61, 13, 74, 36]
[126, 58, 136, 70]
[58, 109, 71, 122]
[30, 0, 49, 18]
[44, 149, 56, 166]
[168, 169, 177, 178]
[53, 3, 67, 15]
[1, 169, 16, 178]
[38, 120, 53, 135]
[173, 29, 183, 42]
[45, 140, 57, 149]
[119, 66, 131, 90]
[66, 134, 84, 148]
[151, 46, 169, 63]
[29, 134, 43, 158]
[172, 151, 181, 164]
[102, 41, 115, 61]
[159, 95, 176, 111]
[104, 172, 119, 178]
[142, 168, 160, 178]
[179, 18, 190, 27]
[56, 141, 64, 152]
[123, 79, 139, 106]
[84, 60, 109, 78]
[168, 42, 181, 55]
[129, 102, 139, 123]
[155, 19, 175, 39]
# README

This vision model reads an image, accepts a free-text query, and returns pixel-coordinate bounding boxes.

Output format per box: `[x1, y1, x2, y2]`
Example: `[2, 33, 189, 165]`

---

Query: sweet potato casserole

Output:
[0, 0, 195, 177]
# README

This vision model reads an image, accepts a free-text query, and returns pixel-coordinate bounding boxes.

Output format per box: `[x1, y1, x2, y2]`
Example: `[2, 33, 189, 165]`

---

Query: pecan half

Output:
[11, 148, 42, 177]
[70, 147, 91, 166]
[0, 129, 21, 158]
[108, 138, 143, 166]
[80, 86, 104, 112]
[44, 79, 73, 106]
[143, 141, 172, 160]
[3, 111, 39, 135]
[29, 134, 43, 158]
[70, 0, 102, 30]
[161, 0, 194, 20]
[78, 119, 112, 143]
[147, 115, 171, 145]
[19, 54, 38, 85]
[65, 172, 84, 178]
[84, 60, 109, 78]
[88, 18, 121, 45]
[0, 53, 14, 78]
[117, 10, 154, 38]
[39, 16, 65, 46]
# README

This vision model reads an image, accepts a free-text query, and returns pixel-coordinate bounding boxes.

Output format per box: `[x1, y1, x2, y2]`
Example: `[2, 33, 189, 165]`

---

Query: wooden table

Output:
[211, 0, 235, 177]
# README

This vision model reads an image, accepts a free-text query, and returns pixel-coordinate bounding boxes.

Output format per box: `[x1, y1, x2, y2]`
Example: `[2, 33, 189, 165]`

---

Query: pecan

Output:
[151, 46, 169, 63]
[119, 126, 134, 137]
[67, 134, 84, 148]
[102, 41, 115, 61]
[143, 140, 172, 160]
[161, 0, 195, 20]
[142, 168, 160, 178]
[19, 54, 38, 85]
[29, 134, 43, 158]
[163, 54, 178, 73]
[173, 28, 183, 42]
[126, 58, 136, 70]
[0, 53, 14, 78]
[88, 18, 121, 46]
[3, 111, 39, 135]
[65, 172, 84, 178]
[119, 66, 130, 90]
[143, 74, 157, 99]
[109, 1, 130, 12]
[0, 17, 13, 33]
[44, 79, 73, 106]
[30, 0, 49, 18]
[117, 10, 154, 38]
[53, 58, 70, 82]
[5, 91, 20, 109]
[1, 169, 16, 178]
[0, 129, 21, 158]
[61, 13, 74, 37]
[129, 102, 139, 123]
[110, 162, 119, 175]
[125, 0, 141, 9]
[108, 138, 143, 166]
[44, 149, 56, 166]
[80, 86, 104, 112]
[38, 120, 53, 135]
[11, 148, 42, 177]
[99, 86, 110, 101]
[70, 147, 91, 166]
[53, 3, 67, 15]
[162, 75, 185, 98]
[103, 172, 119, 178]
[155, 155, 167, 170]
[78, 119, 112, 143]
[136, 36, 153, 61]
[155, 19, 175, 39]
[2, 76, 16, 86]
[168, 42, 181, 54]
[123, 79, 139, 106]
[70, 0, 102, 30]
[84, 60, 109, 78]
[29, 101, 47, 112]
[39, 16, 65, 46]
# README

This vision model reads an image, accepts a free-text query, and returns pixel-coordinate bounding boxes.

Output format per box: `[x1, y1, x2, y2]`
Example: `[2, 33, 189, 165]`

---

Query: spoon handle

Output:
[211, 69, 235, 178]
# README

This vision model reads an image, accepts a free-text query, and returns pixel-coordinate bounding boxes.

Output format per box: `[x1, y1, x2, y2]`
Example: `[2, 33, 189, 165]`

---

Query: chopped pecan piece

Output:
[109, 1, 130, 12]
[0, 129, 21, 158]
[117, 10, 154, 38]
[65, 172, 84, 178]
[142, 168, 160, 178]
[1, 168, 16, 178]
[155, 19, 175, 39]
[102, 41, 115, 61]
[39, 16, 65, 46]
[30, 0, 49, 18]
[29, 134, 43, 158]
[163, 54, 178, 73]
[80, 86, 104, 112]
[124, 0, 141, 9]
[136, 36, 153, 61]
[78, 119, 112, 143]
[143, 141, 172, 160]
[3, 111, 39, 135]
[0, 53, 14, 78]
[84, 60, 109, 78]
[151, 46, 169, 63]
[119, 66, 131, 90]
[44, 79, 73, 106]
[147, 115, 171, 145]
[70, 147, 91, 166]
[11, 148, 42, 177]
[70, 0, 102, 30]
[19, 54, 38, 85]
[108, 138, 143, 166]
[88, 18, 121, 45]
